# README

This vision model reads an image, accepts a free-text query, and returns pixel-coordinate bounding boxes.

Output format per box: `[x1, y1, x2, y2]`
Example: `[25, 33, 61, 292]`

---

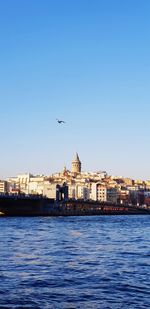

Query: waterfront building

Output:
[107, 187, 118, 204]
[91, 182, 118, 203]
[91, 183, 107, 201]
[7, 174, 45, 195]
[118, 189, 130, 204]
[68, 184, 90, 200]
[7, 173, 32, 194]
[28, 175, 45, 195]
[0, 180, 7, 193]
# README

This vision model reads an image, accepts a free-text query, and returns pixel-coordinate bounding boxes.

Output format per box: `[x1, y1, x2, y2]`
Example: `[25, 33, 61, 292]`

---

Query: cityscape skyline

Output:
[1, 152, 150, 182]
[1, 152, 150, 208]
[1, 1, 150, 180]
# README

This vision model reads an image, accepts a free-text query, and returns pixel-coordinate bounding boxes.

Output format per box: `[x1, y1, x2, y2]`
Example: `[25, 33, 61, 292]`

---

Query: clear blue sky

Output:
[0, 0, 150, 180]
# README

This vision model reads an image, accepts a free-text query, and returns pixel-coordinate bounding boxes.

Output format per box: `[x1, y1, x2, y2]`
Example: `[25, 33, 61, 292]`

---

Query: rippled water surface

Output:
[0, 215, 150, 308]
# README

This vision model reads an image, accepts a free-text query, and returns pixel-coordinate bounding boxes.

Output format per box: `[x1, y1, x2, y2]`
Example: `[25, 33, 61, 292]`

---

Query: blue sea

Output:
[0, 215, 150, 308]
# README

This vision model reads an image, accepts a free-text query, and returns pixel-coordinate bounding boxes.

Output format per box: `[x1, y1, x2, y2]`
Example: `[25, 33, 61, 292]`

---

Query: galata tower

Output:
[71, 153, 81, 173]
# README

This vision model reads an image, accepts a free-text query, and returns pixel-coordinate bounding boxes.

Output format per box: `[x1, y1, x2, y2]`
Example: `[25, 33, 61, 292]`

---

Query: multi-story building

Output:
[118, 189, 130, 204]
[91, 183, 118, 203]
[0, 180, 7, 193]
[107, 187, 118, 204]
[91, 183, 107, 201]
[28, 175, 45, 195]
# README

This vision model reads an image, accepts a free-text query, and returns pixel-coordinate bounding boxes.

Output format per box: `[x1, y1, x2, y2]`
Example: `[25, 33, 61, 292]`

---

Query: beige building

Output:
[43, 182, 58, 199]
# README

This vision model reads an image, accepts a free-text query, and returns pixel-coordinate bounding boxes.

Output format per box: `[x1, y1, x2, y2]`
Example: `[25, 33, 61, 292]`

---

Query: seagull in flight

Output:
[56, 118, 66, 124]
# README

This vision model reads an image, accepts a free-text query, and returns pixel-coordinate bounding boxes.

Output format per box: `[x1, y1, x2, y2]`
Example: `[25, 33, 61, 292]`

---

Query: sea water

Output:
[0, 215, 150, 308]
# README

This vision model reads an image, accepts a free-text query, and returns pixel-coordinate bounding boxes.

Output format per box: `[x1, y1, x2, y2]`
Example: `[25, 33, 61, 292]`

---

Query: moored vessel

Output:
[0, 194, 150, 216]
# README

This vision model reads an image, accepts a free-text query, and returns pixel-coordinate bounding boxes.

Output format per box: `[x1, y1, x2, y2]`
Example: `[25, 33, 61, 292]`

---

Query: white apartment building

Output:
[28, 181, 44, 195]
[7, 174, 45, 195]
[68, 184, 90, 200]
[75, 185, 90, 200]
[28, 175, 45, 195]
[7, 173, 32, 194]
[17, 173, 32, 194]
[91, 183, 107, 201]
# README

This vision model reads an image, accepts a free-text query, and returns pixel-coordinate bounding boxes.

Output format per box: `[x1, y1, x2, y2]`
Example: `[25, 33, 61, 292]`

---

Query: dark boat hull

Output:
[0, 196, 150, 216]
[0, 195, 54, 216]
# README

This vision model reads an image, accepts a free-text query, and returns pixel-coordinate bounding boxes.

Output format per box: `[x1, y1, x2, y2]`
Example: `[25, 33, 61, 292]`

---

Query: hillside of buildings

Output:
[1, 153, 150, 207]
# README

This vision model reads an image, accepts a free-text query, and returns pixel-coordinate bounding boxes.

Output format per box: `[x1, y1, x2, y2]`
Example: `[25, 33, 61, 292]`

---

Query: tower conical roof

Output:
[73, 152, 80, 162]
